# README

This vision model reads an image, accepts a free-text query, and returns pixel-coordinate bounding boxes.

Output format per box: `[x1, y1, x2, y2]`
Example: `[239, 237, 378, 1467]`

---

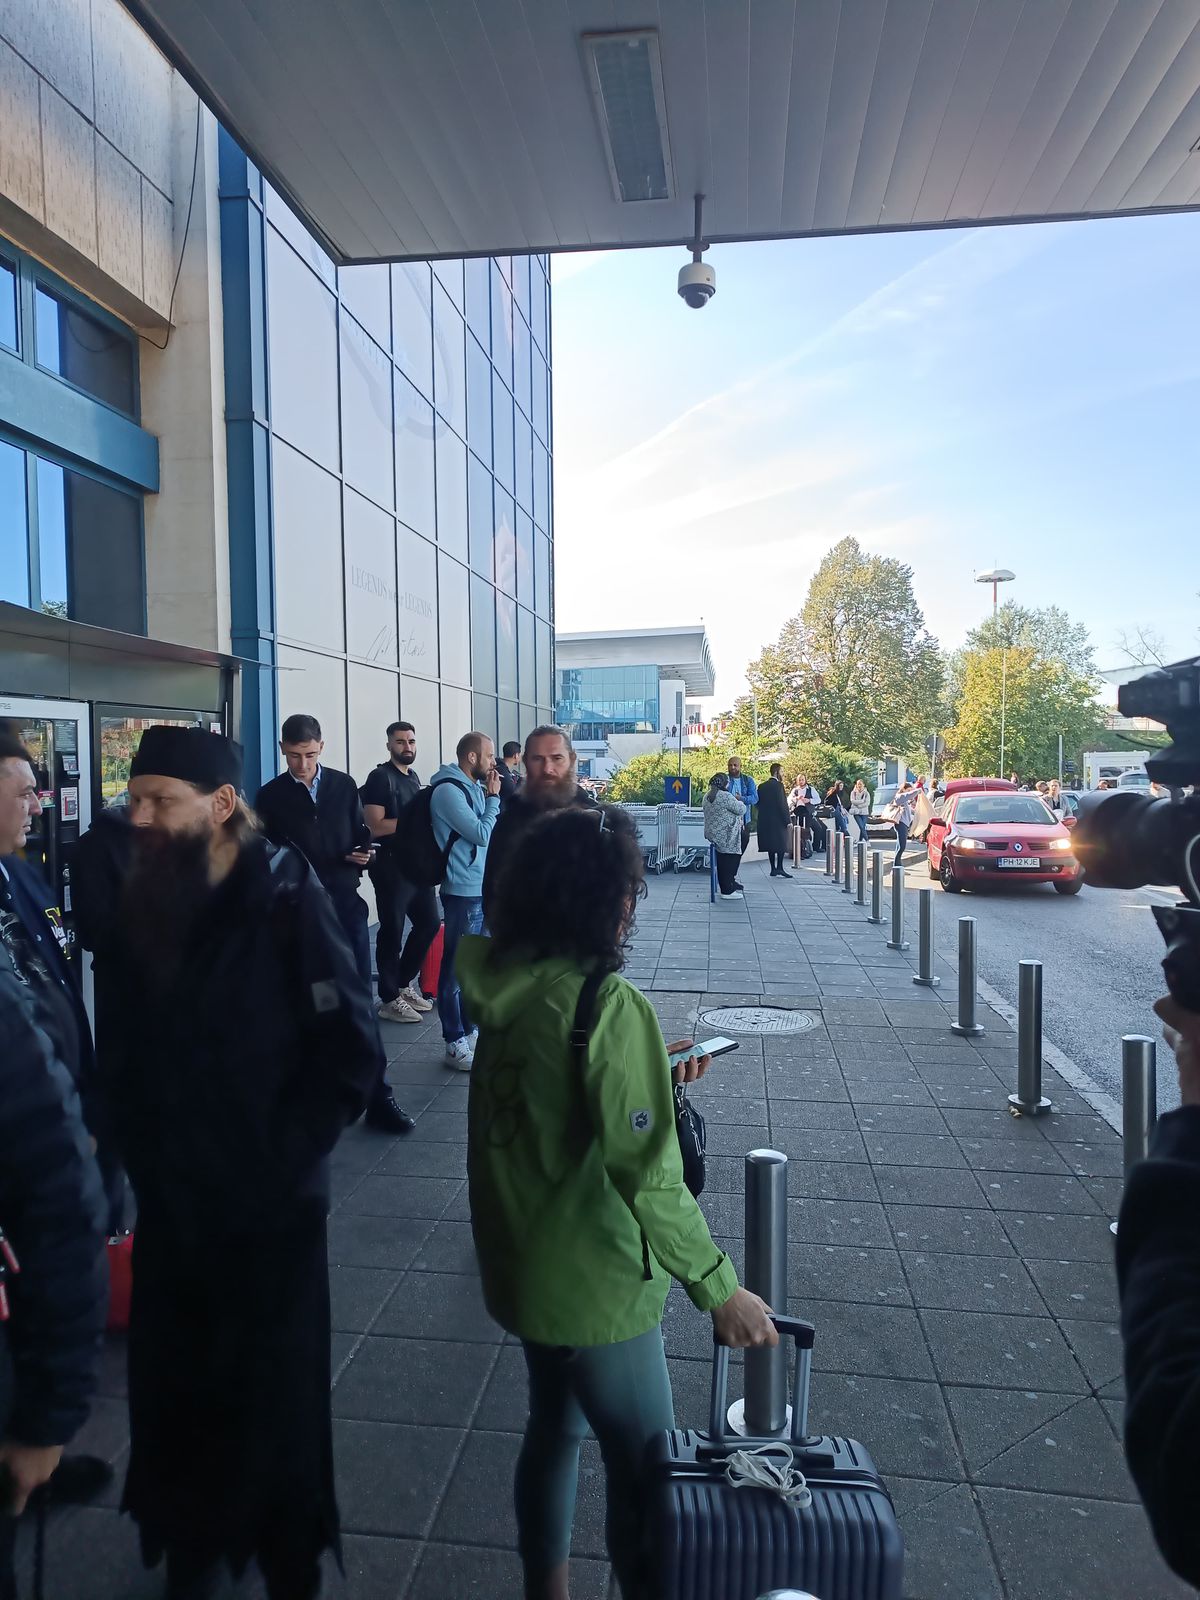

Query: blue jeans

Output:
[438, 892, 483, 1042]
[854, 813, 869, 842]
[834, 810, 850, 836]
[517, 1328, 675, 1598]
[894, 821, 910, 864]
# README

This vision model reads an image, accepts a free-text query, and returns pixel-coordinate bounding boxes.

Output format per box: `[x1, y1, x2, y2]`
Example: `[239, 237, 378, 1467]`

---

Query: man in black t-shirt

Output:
[361, 721, 440, 1024]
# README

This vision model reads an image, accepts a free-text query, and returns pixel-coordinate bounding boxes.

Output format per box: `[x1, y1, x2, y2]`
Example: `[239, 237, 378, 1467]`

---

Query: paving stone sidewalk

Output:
[27, 851, 1188, 1599]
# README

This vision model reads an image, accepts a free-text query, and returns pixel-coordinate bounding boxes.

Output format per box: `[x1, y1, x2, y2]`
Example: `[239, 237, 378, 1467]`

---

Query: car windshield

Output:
[954, 796, 1056, 826]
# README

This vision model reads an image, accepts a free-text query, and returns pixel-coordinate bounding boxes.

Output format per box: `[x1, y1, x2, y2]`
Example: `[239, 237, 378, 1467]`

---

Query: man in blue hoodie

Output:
[430, 732, 502, 1069]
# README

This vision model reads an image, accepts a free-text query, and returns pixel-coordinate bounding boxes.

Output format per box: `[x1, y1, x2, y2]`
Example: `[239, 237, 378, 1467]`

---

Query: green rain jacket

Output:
[458, 936, 738, 1347]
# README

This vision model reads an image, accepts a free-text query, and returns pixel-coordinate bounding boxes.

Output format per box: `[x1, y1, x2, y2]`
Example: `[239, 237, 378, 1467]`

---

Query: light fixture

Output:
[582, 30, 674, 203]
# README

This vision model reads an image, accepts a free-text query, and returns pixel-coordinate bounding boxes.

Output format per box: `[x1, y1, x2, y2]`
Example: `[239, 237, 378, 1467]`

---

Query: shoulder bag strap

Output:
[569, 969, 605, 1081]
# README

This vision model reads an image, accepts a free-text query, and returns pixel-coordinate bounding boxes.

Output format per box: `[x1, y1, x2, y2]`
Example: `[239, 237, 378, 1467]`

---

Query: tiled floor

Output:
[26, 853, 1189, 1598]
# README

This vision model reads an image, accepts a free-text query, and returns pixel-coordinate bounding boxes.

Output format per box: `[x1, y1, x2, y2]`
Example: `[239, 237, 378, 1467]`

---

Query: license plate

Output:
[998, 857, 1040, 868]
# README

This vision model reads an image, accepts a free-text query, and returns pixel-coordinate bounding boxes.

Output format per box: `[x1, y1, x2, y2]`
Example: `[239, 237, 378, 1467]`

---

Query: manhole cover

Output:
[699, 1006, 818, 1035]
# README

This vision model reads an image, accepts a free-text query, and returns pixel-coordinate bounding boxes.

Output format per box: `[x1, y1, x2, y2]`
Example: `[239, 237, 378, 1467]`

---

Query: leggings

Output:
[516, 1328, 675, 1600]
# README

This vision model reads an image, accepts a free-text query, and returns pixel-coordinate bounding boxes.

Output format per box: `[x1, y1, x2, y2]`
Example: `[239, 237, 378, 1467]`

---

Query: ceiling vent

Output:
[582, 30, 674, 203]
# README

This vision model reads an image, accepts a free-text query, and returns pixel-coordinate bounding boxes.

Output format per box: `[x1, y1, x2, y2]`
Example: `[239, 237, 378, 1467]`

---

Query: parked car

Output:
[925, 786, 1083, 895]
[869, 782, 899, 822]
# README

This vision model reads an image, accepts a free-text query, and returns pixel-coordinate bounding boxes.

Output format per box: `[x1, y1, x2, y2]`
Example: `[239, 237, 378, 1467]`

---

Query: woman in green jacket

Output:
[459, 805, 776, 1600]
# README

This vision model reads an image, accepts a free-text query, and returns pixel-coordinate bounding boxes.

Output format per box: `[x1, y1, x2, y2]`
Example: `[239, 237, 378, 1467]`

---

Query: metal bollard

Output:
[950, 917, 985, 1036]
[791, 824, 801, 867]
[733, 1150, 790, 1437]
[824, 832, 833, 877]
[855, 841, 867, 905]
[912, 888, 939, 987]
[886, 864, 909, 950]
[832, 830, 842, 883]
[868, 850, 885, 924]
[1120, 1036, 1157, 1177]
[1008, 960, 1051, 1115]
[842, 833, 853, 894]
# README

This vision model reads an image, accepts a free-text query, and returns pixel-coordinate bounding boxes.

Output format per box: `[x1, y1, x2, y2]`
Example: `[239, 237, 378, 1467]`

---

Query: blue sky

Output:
[551, 212, 1199, 709]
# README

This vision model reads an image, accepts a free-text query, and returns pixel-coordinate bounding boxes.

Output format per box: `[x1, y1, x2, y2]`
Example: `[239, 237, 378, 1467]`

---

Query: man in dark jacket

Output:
[482, 726, 597, 924]
[108, 725, 383, 1600]
[255, 713, 413, 1134]
[756, 762, 792, 878]
[0, 946, 107, 1593]
[1117, 991, 1200, 1590]
[496, 740, 524, 809]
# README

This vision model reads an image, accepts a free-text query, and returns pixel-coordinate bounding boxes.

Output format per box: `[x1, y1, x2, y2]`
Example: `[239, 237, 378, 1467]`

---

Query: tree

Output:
[604, 745, 871, 806]
[945, 646, 1104, 780]
[737, 538, 943, 760]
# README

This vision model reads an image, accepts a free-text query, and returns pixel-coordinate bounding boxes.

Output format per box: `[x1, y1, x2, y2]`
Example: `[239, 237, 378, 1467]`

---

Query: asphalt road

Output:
[911, 851, 1182, 1116]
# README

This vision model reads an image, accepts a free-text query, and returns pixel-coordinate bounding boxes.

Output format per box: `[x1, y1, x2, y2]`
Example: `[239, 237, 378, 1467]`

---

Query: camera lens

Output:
[1073, 790, 1187, 890]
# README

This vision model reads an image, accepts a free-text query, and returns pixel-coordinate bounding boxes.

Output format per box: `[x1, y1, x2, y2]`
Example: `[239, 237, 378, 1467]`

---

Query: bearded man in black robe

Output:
[108, 726, 382, 1600]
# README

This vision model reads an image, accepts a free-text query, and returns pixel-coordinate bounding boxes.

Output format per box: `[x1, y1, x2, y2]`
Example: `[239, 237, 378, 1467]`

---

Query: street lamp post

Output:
[976, 568, 1016, 778]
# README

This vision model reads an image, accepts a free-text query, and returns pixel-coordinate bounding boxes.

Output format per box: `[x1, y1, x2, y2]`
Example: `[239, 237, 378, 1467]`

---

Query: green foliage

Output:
[945, 646, 1104, 780]
[737, 537, 943, 760]
[604, 745, 872, 806]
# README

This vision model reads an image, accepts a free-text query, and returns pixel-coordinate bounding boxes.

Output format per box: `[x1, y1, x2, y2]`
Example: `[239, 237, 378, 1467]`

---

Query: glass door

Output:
[94, 705, 224, 811]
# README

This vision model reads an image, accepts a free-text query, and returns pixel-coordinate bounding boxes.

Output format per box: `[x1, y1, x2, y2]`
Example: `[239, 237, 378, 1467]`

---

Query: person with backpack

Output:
[459, 805, 777, 1600]
[361, 721, 441, 1027]
[429, 732, 502, 1069]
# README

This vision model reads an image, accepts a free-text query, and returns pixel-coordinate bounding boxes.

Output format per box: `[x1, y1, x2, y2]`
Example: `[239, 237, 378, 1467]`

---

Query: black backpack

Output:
[571, 971, 706, 1198]
[389, 776, 475, 888]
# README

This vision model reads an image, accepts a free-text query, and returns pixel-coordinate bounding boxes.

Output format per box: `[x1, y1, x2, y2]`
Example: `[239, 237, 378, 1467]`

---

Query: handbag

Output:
[571, 972, 706, 1198]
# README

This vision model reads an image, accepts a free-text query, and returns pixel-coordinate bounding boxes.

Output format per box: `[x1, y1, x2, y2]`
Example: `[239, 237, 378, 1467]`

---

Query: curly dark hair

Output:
[488, 804, 645, 974]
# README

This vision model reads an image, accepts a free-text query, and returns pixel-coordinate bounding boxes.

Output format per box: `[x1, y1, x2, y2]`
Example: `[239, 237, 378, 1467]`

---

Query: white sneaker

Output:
[720, 890, 745, 900]
[400, 984, 433, 1013]
[378, 996, 421, 1023]
[445, 1037, 474, 1071]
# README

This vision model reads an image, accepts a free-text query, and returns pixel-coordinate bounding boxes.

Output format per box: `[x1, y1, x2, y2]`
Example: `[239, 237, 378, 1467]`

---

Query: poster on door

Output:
[61, 787, 79, 821]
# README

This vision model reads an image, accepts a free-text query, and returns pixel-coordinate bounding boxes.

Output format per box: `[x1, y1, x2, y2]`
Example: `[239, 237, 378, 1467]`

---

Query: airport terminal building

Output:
[0, 0, 554, 923]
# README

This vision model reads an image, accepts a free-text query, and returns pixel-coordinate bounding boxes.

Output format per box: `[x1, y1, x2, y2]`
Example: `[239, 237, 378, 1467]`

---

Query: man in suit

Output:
[254, 714, 413, 1135]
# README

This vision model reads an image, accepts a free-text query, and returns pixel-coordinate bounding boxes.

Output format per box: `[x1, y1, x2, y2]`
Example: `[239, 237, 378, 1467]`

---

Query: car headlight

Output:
[953, 835, 987, 851]
[1048, 837, 1072, 852]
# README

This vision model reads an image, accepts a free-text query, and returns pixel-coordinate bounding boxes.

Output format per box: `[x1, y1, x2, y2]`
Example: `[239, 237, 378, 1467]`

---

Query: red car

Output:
[926, 785, 1083, 895]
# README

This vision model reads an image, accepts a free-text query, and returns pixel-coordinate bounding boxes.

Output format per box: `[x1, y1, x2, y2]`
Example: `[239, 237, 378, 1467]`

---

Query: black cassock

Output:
[755, 777, 791, 855]
[108, 839, 382, 1578]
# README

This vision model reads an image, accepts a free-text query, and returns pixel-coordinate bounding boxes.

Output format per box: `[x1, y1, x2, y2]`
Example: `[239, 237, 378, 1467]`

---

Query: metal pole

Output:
[831, 829, 841, 883]
[1120, 1036, 1157, 1177]
[855, 841, 866, 905]
[868, 850, 885, 924]
[735, 1150, 790, 1437]
[1008, 960, 1050, 1115]
[950, 917, 985, 1036]
[842, 831, 853, 893]
[709, 843, 717, 905]
[887, 864, 909, 950]
[824, 830, 833, 877]
[999, 647, 1008, 780]
[912, 889, 939, 987]
[1057, 732, 1063, 787]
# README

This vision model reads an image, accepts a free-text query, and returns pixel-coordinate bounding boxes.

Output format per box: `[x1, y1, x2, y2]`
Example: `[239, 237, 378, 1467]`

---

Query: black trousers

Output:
[715, 852, 741, 894]
[740, 824, 752, 856]
[370, 860, 439, 1003]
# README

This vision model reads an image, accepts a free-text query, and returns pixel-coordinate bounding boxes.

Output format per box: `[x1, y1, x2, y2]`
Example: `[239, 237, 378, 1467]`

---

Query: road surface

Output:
[911, 853, 1181, 1115]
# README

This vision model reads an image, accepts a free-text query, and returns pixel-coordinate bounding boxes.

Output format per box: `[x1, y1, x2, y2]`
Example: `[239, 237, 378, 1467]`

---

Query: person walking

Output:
[0, 941, 108, 1596]
[482, 726, 597, 923]
[703, 774, 746, 899]
[496, 741, 524, 809]
[726, 756, 758, 857]
[361, 722, 440, 1025]
[106, 726, 383, 1600]
[848, 778, 871, 842]
[824, 777, 850, 839]
[459, 805, 777, 1600]
[891, 779, 920, 866]
[429, 732, 502, 1069]
[756, 762, 792, 878]
[255, 714, 413, 1136]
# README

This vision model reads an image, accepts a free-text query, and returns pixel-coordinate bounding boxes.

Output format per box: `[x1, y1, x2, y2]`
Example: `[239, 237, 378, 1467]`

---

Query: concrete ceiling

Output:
[122, 0, 1200, 265]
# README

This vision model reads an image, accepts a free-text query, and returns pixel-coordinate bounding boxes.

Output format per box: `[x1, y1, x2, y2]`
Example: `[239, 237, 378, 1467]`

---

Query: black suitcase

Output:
[646, 1316, 904, 1600]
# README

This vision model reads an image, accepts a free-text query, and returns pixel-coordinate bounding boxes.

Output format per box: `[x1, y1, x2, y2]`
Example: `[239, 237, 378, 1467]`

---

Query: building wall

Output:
[0, 0, 175, 329]
[218, 136, 556, 791]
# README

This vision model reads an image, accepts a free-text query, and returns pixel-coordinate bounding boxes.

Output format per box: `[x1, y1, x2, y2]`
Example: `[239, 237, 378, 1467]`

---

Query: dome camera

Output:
[678, 260, 716, 309]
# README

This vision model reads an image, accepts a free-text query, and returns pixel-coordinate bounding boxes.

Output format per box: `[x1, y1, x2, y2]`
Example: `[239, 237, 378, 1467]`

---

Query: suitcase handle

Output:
[709, 1314, 815, 1444]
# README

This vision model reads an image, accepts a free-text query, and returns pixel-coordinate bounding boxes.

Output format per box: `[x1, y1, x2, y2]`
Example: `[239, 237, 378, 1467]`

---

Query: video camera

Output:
[1072, 655, 1200, 1010]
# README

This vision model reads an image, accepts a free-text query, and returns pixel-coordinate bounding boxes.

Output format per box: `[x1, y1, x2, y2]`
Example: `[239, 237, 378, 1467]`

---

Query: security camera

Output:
[678, 260, 716, 310]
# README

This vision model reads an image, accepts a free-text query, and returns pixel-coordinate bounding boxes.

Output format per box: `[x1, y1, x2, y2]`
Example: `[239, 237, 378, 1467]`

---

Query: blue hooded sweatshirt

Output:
[429, 762, 500, 897]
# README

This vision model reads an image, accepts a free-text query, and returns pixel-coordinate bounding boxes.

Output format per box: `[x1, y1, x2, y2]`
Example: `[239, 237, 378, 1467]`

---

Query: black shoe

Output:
[778, 869, 793, 879]
[50, 1453, 113, 1506]
[732, 882, 745, 892]
[364, 1093, 416, 1134]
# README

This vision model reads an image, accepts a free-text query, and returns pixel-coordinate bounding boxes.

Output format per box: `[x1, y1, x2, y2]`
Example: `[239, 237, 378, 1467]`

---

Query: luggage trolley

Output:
[655, 804, 679, 873]
[674, 807, 710, 871]
[622, 805, 661, 872]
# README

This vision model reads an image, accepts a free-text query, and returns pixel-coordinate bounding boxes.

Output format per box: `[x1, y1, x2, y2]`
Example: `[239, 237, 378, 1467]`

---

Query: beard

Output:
[121, 824, 215, 988]
[522, 771, 580, 810]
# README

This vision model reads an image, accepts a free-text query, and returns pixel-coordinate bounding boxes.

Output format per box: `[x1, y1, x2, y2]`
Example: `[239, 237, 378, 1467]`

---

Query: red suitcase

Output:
[418, 923, 444, 999]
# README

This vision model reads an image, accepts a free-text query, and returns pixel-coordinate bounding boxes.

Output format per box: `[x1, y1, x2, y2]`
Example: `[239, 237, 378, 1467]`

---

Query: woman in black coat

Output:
[756, 763, 792, 878]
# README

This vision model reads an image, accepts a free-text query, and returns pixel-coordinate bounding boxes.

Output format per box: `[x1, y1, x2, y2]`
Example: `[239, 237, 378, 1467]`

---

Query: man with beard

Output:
[482, 726, 597, 925]
[108, 725, 382, 1600]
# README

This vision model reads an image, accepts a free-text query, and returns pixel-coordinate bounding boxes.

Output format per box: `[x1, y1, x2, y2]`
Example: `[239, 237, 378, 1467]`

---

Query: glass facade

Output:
[555, 664, 660, 743]
[0, 245, 147, 632]
[220, 134, 554, 786]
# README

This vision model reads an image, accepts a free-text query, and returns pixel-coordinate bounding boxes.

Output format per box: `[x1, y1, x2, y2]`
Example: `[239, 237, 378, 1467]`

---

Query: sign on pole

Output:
[664, 774, 691, 806]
